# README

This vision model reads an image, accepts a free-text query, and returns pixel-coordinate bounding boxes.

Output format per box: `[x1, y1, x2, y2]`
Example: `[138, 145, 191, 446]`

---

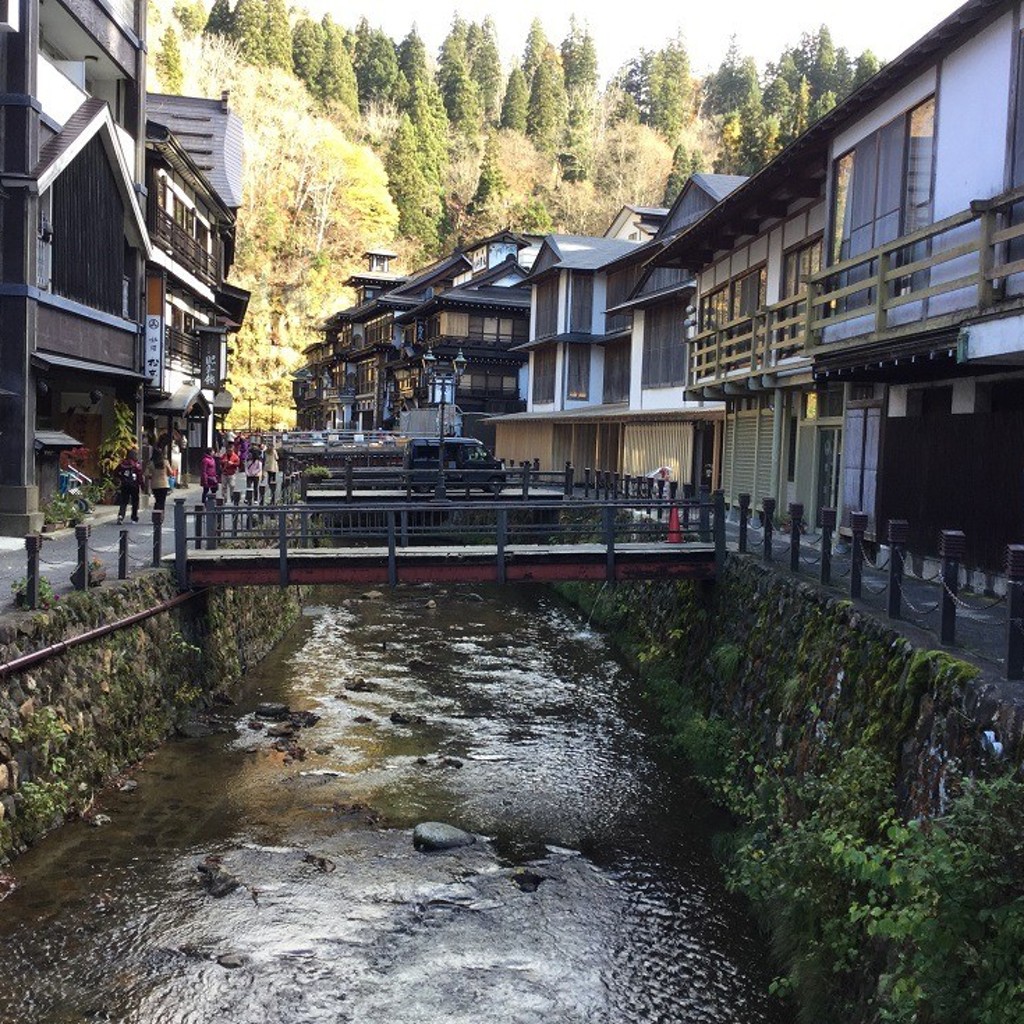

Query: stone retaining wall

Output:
[0, 574, 301, 862]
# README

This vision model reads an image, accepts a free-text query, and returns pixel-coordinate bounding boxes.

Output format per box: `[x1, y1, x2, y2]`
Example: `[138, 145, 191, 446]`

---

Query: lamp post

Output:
[422, 347, 467, 499]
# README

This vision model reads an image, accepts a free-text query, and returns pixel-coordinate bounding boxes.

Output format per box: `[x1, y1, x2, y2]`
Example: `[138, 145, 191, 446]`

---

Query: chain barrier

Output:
[863, 579, 890, 595]
[941, 578, 1007, 613]
[861, 548, 890, 571]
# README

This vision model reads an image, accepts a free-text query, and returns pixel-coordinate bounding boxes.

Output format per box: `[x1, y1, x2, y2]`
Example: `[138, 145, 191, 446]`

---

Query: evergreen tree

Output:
[561, 90, 594, 181]
[649, 34, 693, 141]
[853, 50, 882, 88]
[810, 89, 837, 122]
[763, 73, 795, 143]
[204, 0, 234, 38]
[264, 0, 293, 73]
[409, 73, 449, 194]
[470, 132, 506, 212]
[521, 19, 548, 84]
[714, 111, 743, 173]
[471, 17, 503, 124]
[500, 67, 529, 131]
[526, 45, 567, 156]
[616, 51, 653, 124]
[156, 24, 184, 94]
[705, 38, 759, 118]
[399, 27, 430, 89]
[292, 17, 326, 92]
[663, 143, 704, 205]
[354, 19, 401, 108]
[438, 16, 481, 132]
[230, 0, 269, 67]
[173, 1, 208, 38]
[318, 16, 359, 114]
[792, 76, 811, 138]
[561, 16, 598, 95]
[387, 114, 439, 250]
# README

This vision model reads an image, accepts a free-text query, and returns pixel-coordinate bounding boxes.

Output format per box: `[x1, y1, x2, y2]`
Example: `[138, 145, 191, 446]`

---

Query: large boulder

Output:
[413, 822, 476, 852]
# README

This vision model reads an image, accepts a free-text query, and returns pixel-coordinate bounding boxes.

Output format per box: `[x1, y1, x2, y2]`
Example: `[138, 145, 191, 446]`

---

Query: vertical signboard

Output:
[144, 315, 164, 388]
[199, 330, 222, 390]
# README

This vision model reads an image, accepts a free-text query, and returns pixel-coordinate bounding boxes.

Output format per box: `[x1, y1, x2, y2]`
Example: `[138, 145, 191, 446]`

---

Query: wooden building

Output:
[0, 0, 149, 531]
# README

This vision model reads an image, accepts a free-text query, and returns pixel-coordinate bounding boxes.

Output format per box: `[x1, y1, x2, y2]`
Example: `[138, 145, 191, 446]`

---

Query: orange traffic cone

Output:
[666, 504, 681, 543]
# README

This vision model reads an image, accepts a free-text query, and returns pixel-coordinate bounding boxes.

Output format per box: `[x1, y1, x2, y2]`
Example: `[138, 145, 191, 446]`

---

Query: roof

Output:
[689, 174, 749, 202]
[32, 351, 148, 380]
[147, 120, 233, 223]
[510, 331, 608, 352]
[146, 383, 211, 417]
[34, 430, 84, 451]
[605, 279, 696, 315]
[365, 247, 398, 258]
[27, 98, 149, 253]
[395, 283, 531, 323]
[528, 236, 641, 280]
[147, 93, 245, 209]
[658, 0, 1009, 268]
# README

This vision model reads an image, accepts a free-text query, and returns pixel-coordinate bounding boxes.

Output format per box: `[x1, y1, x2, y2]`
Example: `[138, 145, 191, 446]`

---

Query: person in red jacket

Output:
[200, 448, 219, 503]
[219, 444, 240, 501]
[115, 448, 143, 524]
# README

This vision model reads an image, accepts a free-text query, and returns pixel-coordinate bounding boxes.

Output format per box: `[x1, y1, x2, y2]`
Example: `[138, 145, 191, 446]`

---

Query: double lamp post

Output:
[422, 347, 467, 499]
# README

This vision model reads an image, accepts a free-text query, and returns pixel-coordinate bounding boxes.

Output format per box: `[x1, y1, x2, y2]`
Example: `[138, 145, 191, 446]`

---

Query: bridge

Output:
[170, 494, 725, 589]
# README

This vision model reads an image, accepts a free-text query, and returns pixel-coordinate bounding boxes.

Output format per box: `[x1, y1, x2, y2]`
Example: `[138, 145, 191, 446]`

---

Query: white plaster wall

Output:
[766, 226, 785, 303]
[529, 284, 538, 341]
[830, 69, 937, 158]
[629, 309, 646, 408]
[592, 275, 608, 335]
[557, 273, 568, 335]
[933, 10, 1014, 217]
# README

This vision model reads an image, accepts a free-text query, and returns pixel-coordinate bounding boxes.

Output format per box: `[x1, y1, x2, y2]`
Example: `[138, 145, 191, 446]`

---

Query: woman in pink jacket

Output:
[200, 448, 219, 503]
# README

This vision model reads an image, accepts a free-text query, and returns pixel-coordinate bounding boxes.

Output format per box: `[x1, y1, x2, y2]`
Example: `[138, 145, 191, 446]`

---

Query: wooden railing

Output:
[689, 295, 810, 386]
[806, 182, 1024, 348]
[150, 207, 217, 288]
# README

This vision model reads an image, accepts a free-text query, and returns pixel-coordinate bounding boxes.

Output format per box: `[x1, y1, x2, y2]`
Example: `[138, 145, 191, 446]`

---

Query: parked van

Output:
[403, 437, 505, 493]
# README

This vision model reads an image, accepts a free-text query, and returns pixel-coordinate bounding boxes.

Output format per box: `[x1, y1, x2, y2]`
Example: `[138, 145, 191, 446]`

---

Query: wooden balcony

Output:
[806, 183, 1024, 352]
[150, 206, 217, 288]
[689, 296, 809, 387]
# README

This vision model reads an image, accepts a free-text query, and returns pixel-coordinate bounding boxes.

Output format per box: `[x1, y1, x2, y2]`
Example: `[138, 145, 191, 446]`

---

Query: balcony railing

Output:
[689, 295, 809, 386]
[166, 326, 199, 370]
[150, 206, 217, 288]
[806, 182, 1024, 349]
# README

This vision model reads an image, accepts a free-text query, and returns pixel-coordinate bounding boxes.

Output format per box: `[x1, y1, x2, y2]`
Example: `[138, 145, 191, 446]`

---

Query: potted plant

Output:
[97, 400, 137, 503]
[11, 576, 58, 610]
[42, 494, 82, 531]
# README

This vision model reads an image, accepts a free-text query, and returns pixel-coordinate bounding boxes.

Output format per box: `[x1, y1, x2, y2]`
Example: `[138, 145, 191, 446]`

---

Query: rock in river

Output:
[413, 822, 476, 852]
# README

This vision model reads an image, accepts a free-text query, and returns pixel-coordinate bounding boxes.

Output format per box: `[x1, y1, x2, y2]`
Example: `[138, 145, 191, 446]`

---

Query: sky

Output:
[304, 0, 965, 80]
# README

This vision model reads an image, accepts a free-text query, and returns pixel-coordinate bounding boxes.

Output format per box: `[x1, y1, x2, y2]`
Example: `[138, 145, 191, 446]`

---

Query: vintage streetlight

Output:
[422, 347, 467, 499]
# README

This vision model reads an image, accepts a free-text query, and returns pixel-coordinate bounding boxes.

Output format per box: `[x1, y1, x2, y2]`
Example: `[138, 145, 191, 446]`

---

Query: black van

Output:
[404, 437, 506, 493]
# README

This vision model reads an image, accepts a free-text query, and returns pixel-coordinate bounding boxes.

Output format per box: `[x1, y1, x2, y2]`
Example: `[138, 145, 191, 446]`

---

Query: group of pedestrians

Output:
[113, 446, 178, 524]
[200, 434, 281, 506]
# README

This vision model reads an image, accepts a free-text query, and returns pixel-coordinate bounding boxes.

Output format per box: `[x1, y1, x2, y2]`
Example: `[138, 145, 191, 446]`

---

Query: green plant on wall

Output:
[97, 399, 137, 482]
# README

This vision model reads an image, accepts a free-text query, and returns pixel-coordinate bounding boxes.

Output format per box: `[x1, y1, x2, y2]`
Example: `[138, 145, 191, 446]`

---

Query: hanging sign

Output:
[144, 315, 164, 387]
[200, 331, 222, 390]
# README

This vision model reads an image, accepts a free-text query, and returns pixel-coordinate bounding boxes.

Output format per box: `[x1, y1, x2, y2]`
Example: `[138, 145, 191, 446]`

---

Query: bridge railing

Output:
[172, 492, 727, 587]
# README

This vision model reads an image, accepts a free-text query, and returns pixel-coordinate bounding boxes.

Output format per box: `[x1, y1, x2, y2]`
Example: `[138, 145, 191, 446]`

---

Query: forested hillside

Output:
[147, 1, 882, 429]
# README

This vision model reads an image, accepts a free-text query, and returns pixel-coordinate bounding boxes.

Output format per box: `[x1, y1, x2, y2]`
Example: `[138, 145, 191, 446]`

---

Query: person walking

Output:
[115, 448, 143, 524]
[200, 448, 219, 502]
[145, 449, 171, 513]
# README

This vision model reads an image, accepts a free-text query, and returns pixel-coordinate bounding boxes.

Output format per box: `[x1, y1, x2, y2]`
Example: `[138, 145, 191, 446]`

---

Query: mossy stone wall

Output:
[0, 575, 301, 862]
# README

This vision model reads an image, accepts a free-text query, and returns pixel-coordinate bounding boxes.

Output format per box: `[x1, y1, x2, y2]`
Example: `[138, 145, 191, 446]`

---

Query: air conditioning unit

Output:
[0, 0, 19, 33]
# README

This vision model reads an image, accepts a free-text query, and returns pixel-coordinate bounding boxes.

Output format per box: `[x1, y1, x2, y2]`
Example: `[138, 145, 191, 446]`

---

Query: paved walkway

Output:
[0, 483, 204, 607]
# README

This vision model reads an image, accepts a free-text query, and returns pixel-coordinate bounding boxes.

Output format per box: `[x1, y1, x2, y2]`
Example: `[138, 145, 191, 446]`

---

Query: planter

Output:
[70, 566, 106, 589]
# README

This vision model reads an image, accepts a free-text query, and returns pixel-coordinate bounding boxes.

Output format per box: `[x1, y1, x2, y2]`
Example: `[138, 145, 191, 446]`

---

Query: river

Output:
[0, 586, 784, 1024]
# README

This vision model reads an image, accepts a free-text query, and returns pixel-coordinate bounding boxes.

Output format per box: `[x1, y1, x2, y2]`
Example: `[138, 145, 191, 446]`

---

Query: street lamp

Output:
[422, 347, 467, 499]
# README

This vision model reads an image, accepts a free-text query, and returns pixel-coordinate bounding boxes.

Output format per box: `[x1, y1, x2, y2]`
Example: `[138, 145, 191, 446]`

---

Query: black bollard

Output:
[820, 507, 836, 586]
[24, 534, 41, 609]
[850, 511, 868, 600]
[788, 502, 804, 573]
[762, 497, 776, 562]
[565, 462, 574, 497]
[119, 529, 128, 580]
[584, 467, 592, 498]
[152, 510, 164, 568]
[74, 524, 90, 591]
[194, 503, 204, 551]
[738, 493, 751, 554]
[888, 519, 908, 619]
[1006, 545, 1024, 680]
[698, 484, 710, 541]
[939, 530, 965, 645]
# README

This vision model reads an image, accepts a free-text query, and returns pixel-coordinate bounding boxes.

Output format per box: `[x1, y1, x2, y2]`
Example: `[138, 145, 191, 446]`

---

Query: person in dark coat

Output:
[115, 448, 143, 524]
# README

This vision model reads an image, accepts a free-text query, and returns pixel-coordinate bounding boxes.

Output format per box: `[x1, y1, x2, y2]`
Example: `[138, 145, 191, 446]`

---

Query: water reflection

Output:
[0, 586, 782, 1023]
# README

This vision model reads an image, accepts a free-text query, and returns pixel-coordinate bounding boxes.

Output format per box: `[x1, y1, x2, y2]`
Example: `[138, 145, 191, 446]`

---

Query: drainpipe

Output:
[0, 588, 208, 678]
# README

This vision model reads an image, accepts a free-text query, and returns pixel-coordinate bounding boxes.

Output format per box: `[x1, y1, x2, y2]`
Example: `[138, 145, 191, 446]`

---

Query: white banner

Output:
[145, 315, 164, 387]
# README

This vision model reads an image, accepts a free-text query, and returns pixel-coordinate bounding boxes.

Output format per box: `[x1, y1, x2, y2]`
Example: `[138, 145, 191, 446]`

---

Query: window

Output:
[642, 302, 686, 387]
[831, 97, 935, 264]
[782, 238, 823, 300]
[603, 340, 631, 404]
[532, 346, 556, 403]
[569, 274, 593, 333]
[467, 316, 526, 344]
[566, 346, 590, 400]
[699, 285, 729, 332]
[535, 278, 559, 338]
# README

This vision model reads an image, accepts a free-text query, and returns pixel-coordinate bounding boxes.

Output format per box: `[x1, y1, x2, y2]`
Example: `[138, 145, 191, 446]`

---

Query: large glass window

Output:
[831, 97, 935, 265]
